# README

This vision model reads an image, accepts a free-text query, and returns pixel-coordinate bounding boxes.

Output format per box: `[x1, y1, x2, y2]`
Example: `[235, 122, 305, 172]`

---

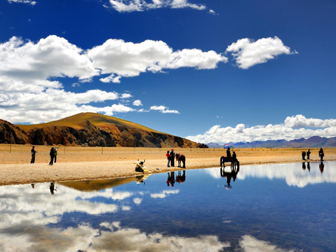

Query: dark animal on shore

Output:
[175, 153, 186, 168]
[220, 156, 239, 169]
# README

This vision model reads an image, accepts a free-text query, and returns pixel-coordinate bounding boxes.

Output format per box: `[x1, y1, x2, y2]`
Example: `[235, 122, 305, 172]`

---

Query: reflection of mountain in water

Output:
[237, 162, 335, 188]
[60, 176, 143, 191]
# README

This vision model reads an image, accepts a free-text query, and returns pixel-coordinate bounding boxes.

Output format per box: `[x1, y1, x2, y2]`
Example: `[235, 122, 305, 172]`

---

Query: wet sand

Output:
[1, 145, 335, 186]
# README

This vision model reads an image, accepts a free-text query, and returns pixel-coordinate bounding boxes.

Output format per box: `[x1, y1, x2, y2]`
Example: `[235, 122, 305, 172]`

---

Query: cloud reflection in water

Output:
[0, 165, 317, 251]
[206, 162, 335, 187]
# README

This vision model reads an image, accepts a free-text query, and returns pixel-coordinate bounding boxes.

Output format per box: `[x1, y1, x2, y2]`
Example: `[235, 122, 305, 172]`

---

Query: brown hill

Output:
[1, 113, 200, 148]
[0, 119, 28, 144]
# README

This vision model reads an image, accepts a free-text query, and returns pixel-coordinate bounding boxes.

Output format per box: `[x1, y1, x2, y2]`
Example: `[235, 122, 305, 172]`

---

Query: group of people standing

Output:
[30, 146, 57, 165]
[166, 149, 175, 167]
[302, 148, 324, 161]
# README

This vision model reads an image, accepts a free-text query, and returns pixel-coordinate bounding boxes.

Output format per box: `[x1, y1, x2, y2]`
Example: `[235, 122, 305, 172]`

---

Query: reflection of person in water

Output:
[166, 172, 175, 187]
[302, 162, 306, 170]
[50, 181, 57, 194]
[307, 162, 311, 172]
[319, 162, 324, 173]
[319, 148, 324, 161]
[176, 170, 186, 183]
[220, 166, 239, 188]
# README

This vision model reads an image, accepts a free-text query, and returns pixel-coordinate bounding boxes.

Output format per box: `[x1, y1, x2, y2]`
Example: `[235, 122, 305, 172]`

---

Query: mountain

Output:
[215, 136, 336, 148]
[234, 139, 287, 148]
[207, 142, 222, 148]
[0, 113, 200, 148]
[0, 119, 28, 144]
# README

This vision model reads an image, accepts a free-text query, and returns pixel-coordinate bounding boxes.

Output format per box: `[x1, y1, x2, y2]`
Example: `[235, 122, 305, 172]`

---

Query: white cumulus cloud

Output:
[284, 114, 336, 128]
[87, 39, 227, 82]
[0, 35, 296, 123]
[186, 115, 336, 144]
[2, 35, 217, 123]
[8, 0, 36, 5]
[133, 100, 143, 106]
[150, 105, 179, 114]
[107, 0, 206, 13]
[226, 36, 297, 69]
[0, 36, 99, 85]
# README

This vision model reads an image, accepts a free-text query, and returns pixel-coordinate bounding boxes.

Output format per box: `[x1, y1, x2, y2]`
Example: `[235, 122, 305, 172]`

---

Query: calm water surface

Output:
[0, 161, 335, 252]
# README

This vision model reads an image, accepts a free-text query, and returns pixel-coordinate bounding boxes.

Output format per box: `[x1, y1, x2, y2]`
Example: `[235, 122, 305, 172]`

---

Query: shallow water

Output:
[0, 161, 335, 252]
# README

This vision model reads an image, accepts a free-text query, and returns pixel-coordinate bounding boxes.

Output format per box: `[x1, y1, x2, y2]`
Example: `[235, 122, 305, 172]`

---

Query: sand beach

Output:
[1, 145, 335, 186]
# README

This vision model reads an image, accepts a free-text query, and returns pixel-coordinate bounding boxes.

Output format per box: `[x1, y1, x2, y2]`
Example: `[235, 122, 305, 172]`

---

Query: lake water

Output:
[0, 161, 335, 252]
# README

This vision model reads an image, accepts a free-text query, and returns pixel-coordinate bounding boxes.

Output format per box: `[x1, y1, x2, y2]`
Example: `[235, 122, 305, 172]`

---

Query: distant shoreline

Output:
[1, 145, 335, 186]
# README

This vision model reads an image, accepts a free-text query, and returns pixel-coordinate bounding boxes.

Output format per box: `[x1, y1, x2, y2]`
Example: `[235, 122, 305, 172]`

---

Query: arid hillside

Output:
[0, 113, 201, 148]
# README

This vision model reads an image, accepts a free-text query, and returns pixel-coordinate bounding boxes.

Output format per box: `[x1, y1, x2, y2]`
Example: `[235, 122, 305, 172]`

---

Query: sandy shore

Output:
[1, 145, 335, 186]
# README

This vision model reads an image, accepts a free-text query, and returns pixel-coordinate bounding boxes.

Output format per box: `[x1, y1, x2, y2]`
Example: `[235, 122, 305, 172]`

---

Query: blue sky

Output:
[1, 0, 336, 144]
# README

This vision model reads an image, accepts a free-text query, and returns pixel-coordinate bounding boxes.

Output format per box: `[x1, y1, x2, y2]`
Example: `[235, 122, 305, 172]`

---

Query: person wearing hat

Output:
[170, 148, 175, 167]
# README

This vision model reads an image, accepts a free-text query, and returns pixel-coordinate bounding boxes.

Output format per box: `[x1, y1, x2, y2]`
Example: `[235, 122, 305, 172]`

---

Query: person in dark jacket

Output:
[30, 146, 37, 163]
[319, 148, 324, 161]
[226, 148, 231, 159]
[54, 148, 57, 163]
[307, 149, 311, 160]
[302, 151, 306, 160]
[170, 149, 175, 167]
[49, 147, 55, 165]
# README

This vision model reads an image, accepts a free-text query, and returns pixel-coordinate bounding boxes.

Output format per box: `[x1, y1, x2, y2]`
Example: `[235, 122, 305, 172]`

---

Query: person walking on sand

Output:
[166, 150, 171, 167]
[49, 147, 55, 165]
[307, 149, 311, 160]
[319, 148, 324, 161]
[30, 146, 37, 163]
